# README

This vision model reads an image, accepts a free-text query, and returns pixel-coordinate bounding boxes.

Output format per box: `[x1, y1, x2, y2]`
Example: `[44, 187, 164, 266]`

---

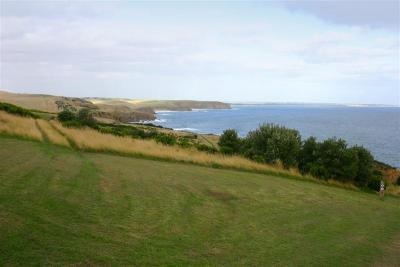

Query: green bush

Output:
[367, 176, 382, 191]
[297, 137, 376, 186]
[298, 136, 319, 175]
[195, 143, 218, 154]
[57, 110, 76, 122]
[155, 133, 177, 146]
[177, 138, 192, 148]
[98, 126, 114, 134]
[61, 120, 83, 128]
[0, 102, 38, 118]
[397, 176, 400, 186]
[306, 138, 349, 180]
[349, 146, 374, 186]
[243, 123, 301, 168]
[218, 129, 241, 154]
[77, 108, 96, 127]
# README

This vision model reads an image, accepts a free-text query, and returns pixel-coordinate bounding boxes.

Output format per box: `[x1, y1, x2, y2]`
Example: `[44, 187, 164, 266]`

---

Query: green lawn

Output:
[0, 136, 399, 266]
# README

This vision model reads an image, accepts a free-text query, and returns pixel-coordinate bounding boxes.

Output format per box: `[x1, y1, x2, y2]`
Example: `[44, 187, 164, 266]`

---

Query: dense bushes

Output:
[218, 129, 241, 154]
[77, 108, 97, 127]
[298, 138, 375, 187]
[57, 108, 96, 127]
[0, 102, 38, 118]
[219, 124, 301, 168]
[155, 133, 177, 145]
[244, 124, 301, 168]
[217, 123, 378, 189]
[57, 110, 76, 122]
[195, 143, 218, 154]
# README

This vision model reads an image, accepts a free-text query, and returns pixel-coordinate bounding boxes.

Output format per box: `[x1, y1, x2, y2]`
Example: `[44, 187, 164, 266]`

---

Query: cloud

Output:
[0, 1, 399, 104]
[282, 0, 399, 30]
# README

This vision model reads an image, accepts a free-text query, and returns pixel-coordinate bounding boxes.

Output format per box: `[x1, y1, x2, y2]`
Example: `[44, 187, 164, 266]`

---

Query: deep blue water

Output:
[152, 104, 400, 168]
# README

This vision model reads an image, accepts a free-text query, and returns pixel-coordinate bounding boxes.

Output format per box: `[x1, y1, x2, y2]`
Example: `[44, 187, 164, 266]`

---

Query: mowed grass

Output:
[0, 136, 399, 266]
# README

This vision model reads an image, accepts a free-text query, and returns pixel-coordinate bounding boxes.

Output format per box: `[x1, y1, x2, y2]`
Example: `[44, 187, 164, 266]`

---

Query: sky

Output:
[0, 1, 399, 105]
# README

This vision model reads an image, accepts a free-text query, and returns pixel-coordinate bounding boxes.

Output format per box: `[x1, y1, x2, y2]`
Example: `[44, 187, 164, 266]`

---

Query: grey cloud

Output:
[0, 1, 118, 19]
[282, 1, 399, 30]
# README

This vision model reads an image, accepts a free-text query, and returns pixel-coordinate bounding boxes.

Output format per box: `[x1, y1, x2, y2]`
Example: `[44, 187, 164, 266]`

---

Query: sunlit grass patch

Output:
[36, 120, 70, 147]
[0, 111, 43, 141]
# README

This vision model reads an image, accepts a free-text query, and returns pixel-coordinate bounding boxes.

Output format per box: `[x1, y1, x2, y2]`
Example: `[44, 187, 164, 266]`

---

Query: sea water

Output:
[153, 104, 400, 168]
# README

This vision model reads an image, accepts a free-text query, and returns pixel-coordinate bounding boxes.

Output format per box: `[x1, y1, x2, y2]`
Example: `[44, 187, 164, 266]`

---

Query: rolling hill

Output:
[0, 136, 399, 266]
[0, 90, 231, 123]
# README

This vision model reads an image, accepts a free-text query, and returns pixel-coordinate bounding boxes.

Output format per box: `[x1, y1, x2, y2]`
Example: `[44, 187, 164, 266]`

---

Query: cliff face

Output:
[94, 110, 155, 123]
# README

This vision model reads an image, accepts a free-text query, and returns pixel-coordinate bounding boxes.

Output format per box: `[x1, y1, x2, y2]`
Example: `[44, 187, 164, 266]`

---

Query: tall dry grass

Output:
[0, 111, 43, 141]
[36, 120, 70, 147]
[50, 121, 294, 175]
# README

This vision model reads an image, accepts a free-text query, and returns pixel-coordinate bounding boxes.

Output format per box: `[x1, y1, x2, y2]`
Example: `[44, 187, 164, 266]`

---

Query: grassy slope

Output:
[0, 137, 399, 266]
[89, 99, 230, 111]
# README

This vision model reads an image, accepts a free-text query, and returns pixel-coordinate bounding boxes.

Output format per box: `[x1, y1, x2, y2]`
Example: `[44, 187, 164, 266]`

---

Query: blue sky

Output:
[1, 1, 399, 105]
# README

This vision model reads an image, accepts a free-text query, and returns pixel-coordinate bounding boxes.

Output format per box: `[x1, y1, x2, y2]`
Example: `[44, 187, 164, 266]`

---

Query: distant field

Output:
[0, 136, 399, 266]
[87, 98, 231, 111]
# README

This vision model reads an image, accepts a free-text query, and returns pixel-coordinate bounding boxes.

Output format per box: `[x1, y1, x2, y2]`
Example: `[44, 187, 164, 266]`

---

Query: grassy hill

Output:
[0, 90, 96, 113]
[0, 136, 399, 266]
[0, 90, 231, 123]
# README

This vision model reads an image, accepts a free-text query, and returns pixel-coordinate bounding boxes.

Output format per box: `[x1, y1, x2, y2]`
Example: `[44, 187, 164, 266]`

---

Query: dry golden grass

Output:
[36, 120, 70, 147]
[386, 185, 400, 196]
[0, 111, 43, 141]
[50, 121, 292, 175]
[0, 91, 60, 113]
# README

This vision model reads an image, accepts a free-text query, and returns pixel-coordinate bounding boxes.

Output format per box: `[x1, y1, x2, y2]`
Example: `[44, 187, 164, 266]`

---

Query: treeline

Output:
[218, 123, 382, 190]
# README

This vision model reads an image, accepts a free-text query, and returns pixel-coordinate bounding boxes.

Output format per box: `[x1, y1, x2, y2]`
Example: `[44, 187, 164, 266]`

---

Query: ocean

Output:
[152, 104, 400, 168]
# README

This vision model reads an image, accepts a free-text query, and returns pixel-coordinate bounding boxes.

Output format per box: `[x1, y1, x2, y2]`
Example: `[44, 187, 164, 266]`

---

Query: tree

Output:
[57, 110, 76, 122]
[350, 146, 374, 186]
[313, 138, 349, 180]
[77, 108, 96, 127]
[298, 136, 318, 174]
[243, 123, 301, 168]
[218, 129, 241, 154]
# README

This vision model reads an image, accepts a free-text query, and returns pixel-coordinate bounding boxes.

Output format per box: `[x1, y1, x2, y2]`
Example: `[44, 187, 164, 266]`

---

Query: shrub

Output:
[177, 137, 192, 148]
[77, 108, 96, 127]
[367, 176, 382, 191]
[297, 136, 376, 186]
[397, 176, 400, 186]
[243, 123, 301, 168]
[155, 133, 177, 145]
[218, 129, 241, 154]
[349, 146, 374, 186]
[311, 138, 350, 180]
[57, 110, 76, 122]
[61, 120, 83, 128]
[195, 143, 218, 154]
[298, 136, 318, 175]
[98, 126, 114, 134]
[0, 102, 38, 118]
